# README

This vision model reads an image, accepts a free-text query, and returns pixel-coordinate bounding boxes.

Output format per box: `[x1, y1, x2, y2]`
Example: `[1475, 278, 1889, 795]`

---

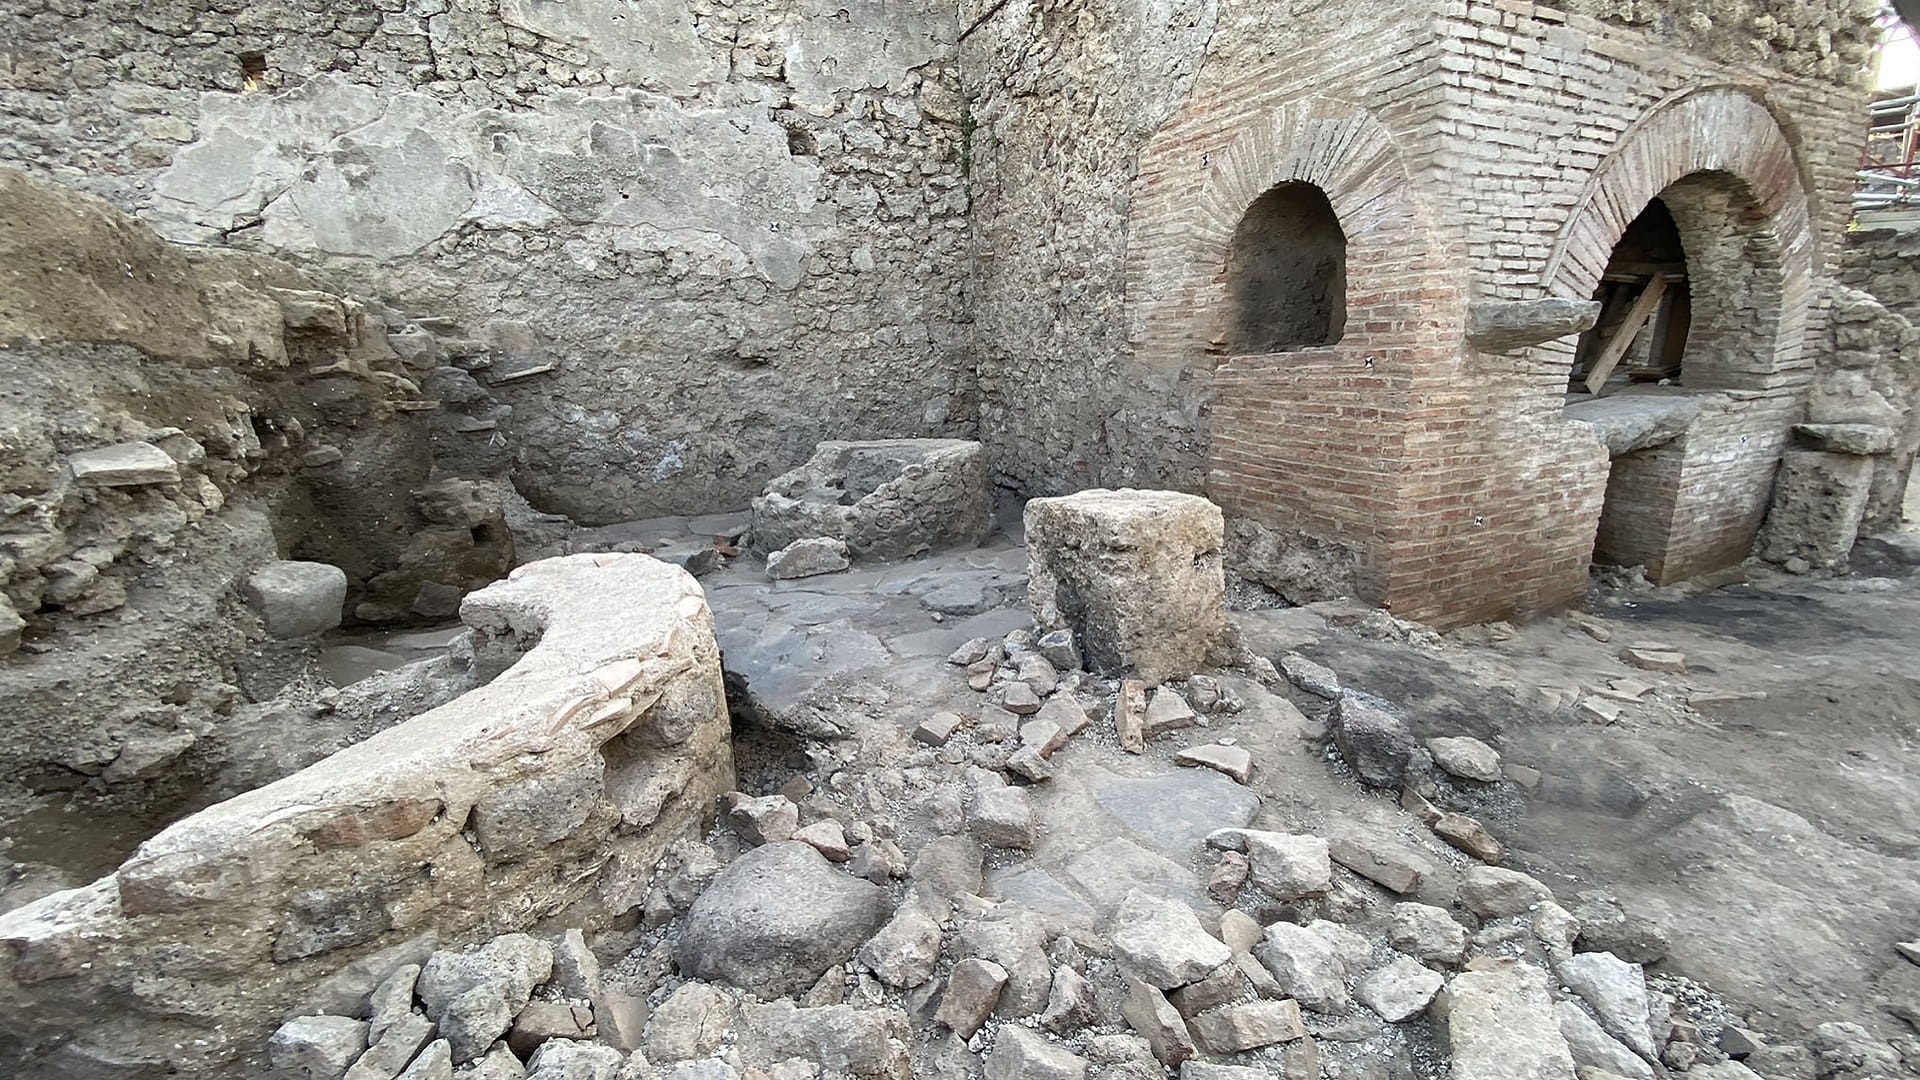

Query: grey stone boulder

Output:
[646, 982, 734, 1063]
[858, 898, 945, 989]
[1356, 957, 1444, 1022]
[765, 537, 851, 580]
[933, 957, 1008, 1038]
[1556, 1001, 1654, 1080]
[1254, 922, 1353, 1014]
[1187, 999, 1307, 1052]
[985, 1024, 1088, 1080]
[1332, 693, 1415, 789]
[1555, 952, 1655, 1061]
[750, 439, 991, 560]
[67, 441, 181, 487]
[1108, 889, 1232, 989]
[526, 1041, 626, 1080]
[1428, 736, 1502, 782]
[244, 561, 349, 639]
[677, 841, 890, 998]
[394, 1039, 453, 1080]
[1435, 962, 1576, 1080]
[416, 934, 554, 1063]
[1461, 866, 1554, 918]
[735, 1000, 912, 1079]
[268, 1015, 369, 1080]
[0, 597, 23, 657]
[1279, 652, 1341, 699]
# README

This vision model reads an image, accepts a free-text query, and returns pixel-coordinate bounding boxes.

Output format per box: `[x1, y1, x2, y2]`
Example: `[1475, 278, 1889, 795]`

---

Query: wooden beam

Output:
[1583, 275, 1668, 396]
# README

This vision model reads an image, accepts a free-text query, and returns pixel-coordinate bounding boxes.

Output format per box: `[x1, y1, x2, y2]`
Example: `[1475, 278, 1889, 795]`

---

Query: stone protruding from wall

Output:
[1024, 489, 1225, 686]
[750, 439, 991, 560]
[0, 553, 733, 1076]
[1465, 299, 1600, 354]
[1757, 451, 1875, 571]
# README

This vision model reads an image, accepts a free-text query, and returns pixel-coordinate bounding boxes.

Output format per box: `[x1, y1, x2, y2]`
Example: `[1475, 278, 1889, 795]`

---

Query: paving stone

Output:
[1173, 743, 1253, 784]
[1108, 888, 1232, 989]
[1091, 768, 1260, 861]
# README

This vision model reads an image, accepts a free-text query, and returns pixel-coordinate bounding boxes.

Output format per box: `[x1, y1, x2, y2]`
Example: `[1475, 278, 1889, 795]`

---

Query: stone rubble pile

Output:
[254, 609, 1878, 1080]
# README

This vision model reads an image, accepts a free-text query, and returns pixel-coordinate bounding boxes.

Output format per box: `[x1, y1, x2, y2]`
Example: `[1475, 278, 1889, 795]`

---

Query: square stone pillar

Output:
[1024, 489, 1226, 684]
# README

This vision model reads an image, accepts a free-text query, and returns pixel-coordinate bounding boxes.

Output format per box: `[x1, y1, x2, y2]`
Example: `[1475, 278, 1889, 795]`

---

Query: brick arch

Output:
[1541, 85, 1815, 380]
[1126, 95, 1454, 370]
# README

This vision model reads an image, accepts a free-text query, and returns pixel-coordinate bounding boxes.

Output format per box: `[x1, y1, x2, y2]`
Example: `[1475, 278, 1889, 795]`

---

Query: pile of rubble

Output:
[252, 488, 1915, 1080]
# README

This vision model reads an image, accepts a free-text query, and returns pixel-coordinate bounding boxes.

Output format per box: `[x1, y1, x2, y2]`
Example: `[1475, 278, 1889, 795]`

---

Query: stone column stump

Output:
[1024, 489, 1226, 684]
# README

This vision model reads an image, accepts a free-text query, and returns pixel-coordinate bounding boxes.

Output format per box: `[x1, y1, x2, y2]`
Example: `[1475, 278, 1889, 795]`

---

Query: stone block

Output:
[243, 561, 349, 639]
[67, 442, 181, 487]
[1467, 298, 1600, 353]
[751, 439, 991, 560]
[1757, 450, 1874, 569]
[1024, 489, 1225, 684]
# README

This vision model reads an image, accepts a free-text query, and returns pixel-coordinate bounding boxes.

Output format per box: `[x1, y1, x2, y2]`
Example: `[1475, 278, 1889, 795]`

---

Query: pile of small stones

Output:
[264, 626, 1913, 1080]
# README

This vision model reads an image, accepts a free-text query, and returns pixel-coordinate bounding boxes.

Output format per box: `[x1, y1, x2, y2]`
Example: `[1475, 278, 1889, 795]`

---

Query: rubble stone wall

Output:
[0, 553, 733, 1075]
[0, 0, 977, 524]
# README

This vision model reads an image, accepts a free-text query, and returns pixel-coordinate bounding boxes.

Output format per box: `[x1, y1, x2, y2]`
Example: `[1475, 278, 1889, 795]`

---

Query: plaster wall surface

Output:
[0, 0, 978, 523]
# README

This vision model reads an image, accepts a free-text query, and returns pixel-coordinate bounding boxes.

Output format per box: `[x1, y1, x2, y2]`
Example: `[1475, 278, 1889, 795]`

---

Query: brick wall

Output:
[971, 0, 1869, 627]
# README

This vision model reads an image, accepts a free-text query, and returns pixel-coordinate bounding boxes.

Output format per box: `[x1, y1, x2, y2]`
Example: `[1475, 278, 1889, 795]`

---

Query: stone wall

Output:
[0, 553, 733, 1075]
[0, 0, 977, 524]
